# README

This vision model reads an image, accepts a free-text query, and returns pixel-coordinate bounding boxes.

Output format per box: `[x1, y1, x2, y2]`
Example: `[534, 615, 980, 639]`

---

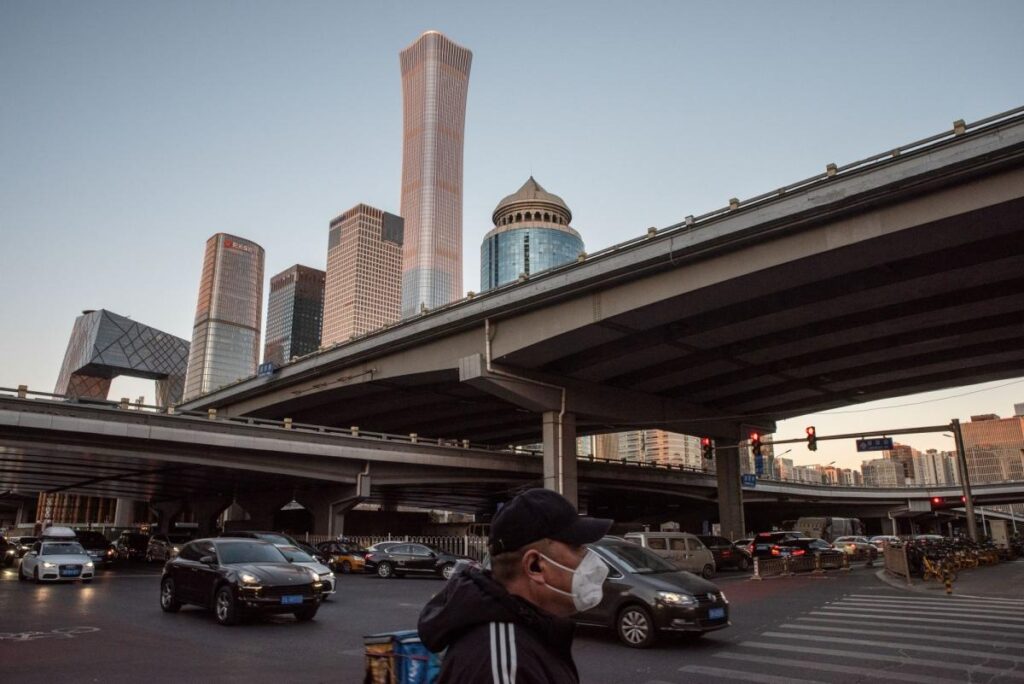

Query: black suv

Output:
[76, 531, 115, 567]
[697, 535, 751, 571]
[749, 531, 804, 558]
[363, 543, 471, 580]
[114, 531, 150, 562]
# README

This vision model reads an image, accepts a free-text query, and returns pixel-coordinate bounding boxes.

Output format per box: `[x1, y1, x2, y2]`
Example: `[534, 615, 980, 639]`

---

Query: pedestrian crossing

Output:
[677, 592, 1024, 683]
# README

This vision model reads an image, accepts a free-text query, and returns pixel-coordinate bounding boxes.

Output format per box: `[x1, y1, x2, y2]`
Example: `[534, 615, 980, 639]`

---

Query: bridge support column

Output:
[543, 411, 577, 508]
[305, 477, 371, 537]
[187, 497, 233, 536]
[113, 498, 137, 528]
[150, 501, 183, 534]
[716, 442, 746, 542]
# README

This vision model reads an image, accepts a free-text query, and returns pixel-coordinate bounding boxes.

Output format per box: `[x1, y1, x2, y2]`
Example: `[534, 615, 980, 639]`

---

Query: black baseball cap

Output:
[488, 489, 613, 555]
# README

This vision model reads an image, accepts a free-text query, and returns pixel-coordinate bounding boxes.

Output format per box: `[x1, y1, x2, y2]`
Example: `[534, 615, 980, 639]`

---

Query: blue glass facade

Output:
[480, 226, 584, 291]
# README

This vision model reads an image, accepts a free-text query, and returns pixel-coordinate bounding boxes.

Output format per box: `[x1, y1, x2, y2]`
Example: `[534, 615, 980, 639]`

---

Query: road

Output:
[2, 560, 1023, 683]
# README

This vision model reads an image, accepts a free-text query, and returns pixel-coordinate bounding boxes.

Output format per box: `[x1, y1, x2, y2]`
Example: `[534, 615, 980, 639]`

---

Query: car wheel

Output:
[294, 605, 318, 622]
[617, 605, 656, 648]
[737, 556, 750, 571]
[440, 563, 455, 580]
[702, 564, 715, 579]
[377, 562, 394, 579]
[214, 586, 239, 625]
[160, 577, 181, 613]
[341, 561, 352, 574]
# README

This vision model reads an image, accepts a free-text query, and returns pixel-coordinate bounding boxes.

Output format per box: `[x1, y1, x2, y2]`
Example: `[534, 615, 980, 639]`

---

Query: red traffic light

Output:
[749, 432, 760, 443]
[701, 437, 711, 447]
[806, 426, 816, 437]
[932, 497, 942, 504]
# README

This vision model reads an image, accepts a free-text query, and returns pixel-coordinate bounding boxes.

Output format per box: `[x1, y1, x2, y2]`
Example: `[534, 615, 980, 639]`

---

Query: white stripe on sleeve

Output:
[490, 622, 502, 684]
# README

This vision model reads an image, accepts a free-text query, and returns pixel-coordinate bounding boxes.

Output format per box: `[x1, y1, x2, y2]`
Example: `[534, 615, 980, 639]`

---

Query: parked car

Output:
[76, 531, 116, 567]
[114, 531, 150, 562]
[363, 543, 471, 580]
[749, 531, 804, 558]
[777, 537, 845, 562]
[869, 535, 902, 551]
[574, 536, 729, 648]
[146, 533, 194, 563]
[1, 534, 15, 567]
[219, 531, 328, 565]
[19, 530, 96, 583]
[697, 535, 751, 571]
[316, 541, 368, 574]
[277, 545, 335, 597]
[832, 536, 879, 559]
[159, 538, 322, 625]
[365, 541, 403, 554]
[623, 532, 717, 578]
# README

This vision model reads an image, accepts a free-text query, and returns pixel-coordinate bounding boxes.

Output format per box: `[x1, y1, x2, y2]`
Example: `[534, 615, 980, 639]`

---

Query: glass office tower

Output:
[481, 177, 584, 291]
[263, 264, 325, 367]
[399, 31, 472, 317]
[183, 233, 265, 400]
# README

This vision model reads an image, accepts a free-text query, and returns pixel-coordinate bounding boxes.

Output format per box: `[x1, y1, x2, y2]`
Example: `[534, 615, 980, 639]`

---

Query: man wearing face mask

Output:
[418, 488, 613, 683]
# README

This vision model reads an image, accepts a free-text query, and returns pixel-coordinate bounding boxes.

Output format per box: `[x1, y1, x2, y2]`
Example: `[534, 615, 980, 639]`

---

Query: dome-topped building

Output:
[481, 177, 584, 291]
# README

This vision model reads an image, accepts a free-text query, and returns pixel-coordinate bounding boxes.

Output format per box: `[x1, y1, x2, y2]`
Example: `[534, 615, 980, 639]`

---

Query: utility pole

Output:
[950, 418, 979, 541]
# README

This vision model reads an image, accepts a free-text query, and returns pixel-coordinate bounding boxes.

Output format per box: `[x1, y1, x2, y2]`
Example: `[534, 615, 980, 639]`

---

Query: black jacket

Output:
[418, 568, 579, 683]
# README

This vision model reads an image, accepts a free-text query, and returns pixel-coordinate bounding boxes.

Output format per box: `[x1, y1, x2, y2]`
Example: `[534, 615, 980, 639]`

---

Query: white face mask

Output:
[537, 549, 609, 612]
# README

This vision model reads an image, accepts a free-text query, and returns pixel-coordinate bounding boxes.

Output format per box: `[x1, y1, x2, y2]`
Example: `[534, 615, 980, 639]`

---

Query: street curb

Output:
[873, 568, 1020, 600]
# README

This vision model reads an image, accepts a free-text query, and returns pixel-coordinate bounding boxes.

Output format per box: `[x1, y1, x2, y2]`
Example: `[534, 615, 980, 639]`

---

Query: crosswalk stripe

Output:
[677, 665, 828, 684]
[848, 592, 1024, 606]
[810, 609, 1024, 630]
[778, 622, 1024, 650]
[840, 597, 1024, 613]
[713, 651, 966, 684]
[738, 641, 1024, 679]
[795, 615, 1019, 637]
[818, 606, 1024, 625]
[835, 599, 1024, 616]
[760, 631, 1024, 663]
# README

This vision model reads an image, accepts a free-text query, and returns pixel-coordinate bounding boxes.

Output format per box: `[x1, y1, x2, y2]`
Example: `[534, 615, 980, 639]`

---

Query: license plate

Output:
[60, 568, 81, 577]
[280, 595, 303, 605]
[708, 607, 725, 620]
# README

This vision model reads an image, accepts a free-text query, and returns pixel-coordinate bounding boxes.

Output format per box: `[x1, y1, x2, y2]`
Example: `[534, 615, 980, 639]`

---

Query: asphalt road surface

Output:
[2, 560, 1022, 683]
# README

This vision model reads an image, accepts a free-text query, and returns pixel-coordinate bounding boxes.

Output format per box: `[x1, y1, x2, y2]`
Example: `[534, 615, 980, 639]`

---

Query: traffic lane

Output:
[0, 567, 442, 683]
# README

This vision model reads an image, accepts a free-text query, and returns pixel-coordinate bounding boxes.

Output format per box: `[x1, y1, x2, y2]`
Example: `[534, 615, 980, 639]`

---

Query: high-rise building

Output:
[913, 449, 959, 486]
[399, 30, 472, 317]
[481, 177, 585, 291]
[883, 443, 920, 484]
[961, 413, 1024, 483]
[861, 458, 903, 487]
[321, 204, 404, 346]
[263, 265, 325, 367]
[183, 234, 265, 401]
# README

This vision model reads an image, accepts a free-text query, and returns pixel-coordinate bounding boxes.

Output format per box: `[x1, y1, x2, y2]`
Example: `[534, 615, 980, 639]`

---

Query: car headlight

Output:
[320, 572, 334, 580]
[657, 591, 697, 606]
[719, 591, 728, 604]
[306, 569, 320, 582]
[41, 561, 57, 569]
[85, 561, 94, 568]
[239, 572, 260, 585]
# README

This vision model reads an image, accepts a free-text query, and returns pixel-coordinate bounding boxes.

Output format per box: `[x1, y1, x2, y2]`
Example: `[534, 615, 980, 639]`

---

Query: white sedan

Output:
[19, 540, 96, 583]
[278, 545, 336, 597]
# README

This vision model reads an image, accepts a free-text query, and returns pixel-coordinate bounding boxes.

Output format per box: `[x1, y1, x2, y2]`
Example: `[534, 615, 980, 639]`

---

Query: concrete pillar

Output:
[150, 501, 184, 534]
[715, 441, 746, 541]
[188, 497, 233, 536]
[305, 479, 371, 537]
[113, 498, 136, 528]
[543, 411, 578, 507]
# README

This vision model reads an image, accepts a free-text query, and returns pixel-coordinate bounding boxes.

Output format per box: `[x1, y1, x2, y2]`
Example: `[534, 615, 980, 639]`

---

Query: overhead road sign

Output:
[856, 437, 894, 452]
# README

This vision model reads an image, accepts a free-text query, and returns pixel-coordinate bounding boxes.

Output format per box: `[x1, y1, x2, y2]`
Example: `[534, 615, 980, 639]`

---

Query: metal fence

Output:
[751, 552, 852, 579]
[303, 533, 489, 561]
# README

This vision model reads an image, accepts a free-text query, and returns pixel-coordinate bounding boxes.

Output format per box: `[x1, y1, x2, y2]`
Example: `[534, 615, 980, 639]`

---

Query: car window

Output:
[686, 538, 702, 551]
[390, 545, 411, 555]
[647, 537, 667, 550]
[217, 541, 285, 564]
[41, 542, 85, 555]
[594, 541, 677, 574]
[178, 543, 201, 561]
[278, 546, 314, 563]
[409, 545, 432, 557]
[256, 533, 294, 545]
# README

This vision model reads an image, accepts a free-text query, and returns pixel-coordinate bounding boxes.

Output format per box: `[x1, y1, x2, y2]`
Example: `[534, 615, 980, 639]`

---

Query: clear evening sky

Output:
[2, 1, 1022, 470]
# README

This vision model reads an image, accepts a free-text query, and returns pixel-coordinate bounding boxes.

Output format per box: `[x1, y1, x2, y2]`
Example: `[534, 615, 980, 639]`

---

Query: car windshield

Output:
[594, 540, 678, 574]
[41, 542, 86, 556]
[256, 533, 294, 545]
[278, 546, 314, 563]
[217, 542, 287, 564]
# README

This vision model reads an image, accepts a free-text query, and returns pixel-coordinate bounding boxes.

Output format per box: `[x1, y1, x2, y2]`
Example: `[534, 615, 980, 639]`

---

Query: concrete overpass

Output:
[3, 394, 1022, 535]
[174, 106, 1024, 538]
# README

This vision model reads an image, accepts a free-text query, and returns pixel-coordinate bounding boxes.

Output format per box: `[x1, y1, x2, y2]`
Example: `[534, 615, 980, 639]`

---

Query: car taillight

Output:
[365, 553, 375, 561]
[747, 544, 754, 555]
[722, 551, 731, 557]
[792, 549, 806, 556]
[771, 545, 781, 556]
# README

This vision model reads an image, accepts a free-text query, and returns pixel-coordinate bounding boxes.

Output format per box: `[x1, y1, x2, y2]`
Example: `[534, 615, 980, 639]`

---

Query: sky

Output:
[2, 1, 1022, 471]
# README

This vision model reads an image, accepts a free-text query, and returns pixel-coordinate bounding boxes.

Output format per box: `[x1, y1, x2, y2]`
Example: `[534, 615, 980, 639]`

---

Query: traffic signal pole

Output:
[951, 418, 979, 542]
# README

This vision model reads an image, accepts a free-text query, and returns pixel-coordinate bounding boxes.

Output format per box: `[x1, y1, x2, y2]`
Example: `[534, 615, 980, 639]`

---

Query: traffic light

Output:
[701, 437, 714, 459]
[806, 426, 817, 451]
[930, 495, 967, 511]
[749, 432, 762, 458]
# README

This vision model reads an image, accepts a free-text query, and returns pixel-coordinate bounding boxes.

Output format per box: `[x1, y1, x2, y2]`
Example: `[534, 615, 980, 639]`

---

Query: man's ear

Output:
[523, 550, 543, 580]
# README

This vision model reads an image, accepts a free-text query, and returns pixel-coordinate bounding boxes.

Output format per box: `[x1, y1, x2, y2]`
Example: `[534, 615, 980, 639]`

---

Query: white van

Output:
[623, 531, 716, 578]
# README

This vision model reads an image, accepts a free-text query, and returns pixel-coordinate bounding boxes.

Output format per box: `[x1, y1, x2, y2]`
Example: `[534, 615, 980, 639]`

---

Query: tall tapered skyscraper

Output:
[399, 30, 472, 317]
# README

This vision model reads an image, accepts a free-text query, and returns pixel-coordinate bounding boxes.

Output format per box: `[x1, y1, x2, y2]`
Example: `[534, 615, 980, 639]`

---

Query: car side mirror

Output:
[199, 555, 216, 565]
[29, 551, 38, 557]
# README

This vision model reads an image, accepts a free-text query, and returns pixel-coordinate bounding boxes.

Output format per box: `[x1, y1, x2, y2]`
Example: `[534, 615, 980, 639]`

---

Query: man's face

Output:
[525, 540, 587, 617]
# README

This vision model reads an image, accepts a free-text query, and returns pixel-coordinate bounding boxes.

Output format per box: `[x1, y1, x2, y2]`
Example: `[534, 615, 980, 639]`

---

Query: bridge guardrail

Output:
[305, 533, 490, 562]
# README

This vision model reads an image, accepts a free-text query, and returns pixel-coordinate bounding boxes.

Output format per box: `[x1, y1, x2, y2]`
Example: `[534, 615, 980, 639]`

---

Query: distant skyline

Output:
[2, 2, 1022, 470]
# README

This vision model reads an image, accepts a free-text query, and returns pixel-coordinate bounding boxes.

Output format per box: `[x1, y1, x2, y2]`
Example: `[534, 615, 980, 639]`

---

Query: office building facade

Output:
[183, 234, 265, 400]
[263, 265, 325, 367]
[961, 413, 1024, 483]
[399, 31, 472, 317]
[321, 204, 404, 346]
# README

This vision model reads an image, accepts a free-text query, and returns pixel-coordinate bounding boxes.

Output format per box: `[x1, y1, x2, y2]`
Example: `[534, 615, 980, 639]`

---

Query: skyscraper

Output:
[321, 204, 404, 346]
[183, 233, 264, 400]
[399, 30, 472, 317]
[263, 264, 325, 367]
[481, 177, 585, 291]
